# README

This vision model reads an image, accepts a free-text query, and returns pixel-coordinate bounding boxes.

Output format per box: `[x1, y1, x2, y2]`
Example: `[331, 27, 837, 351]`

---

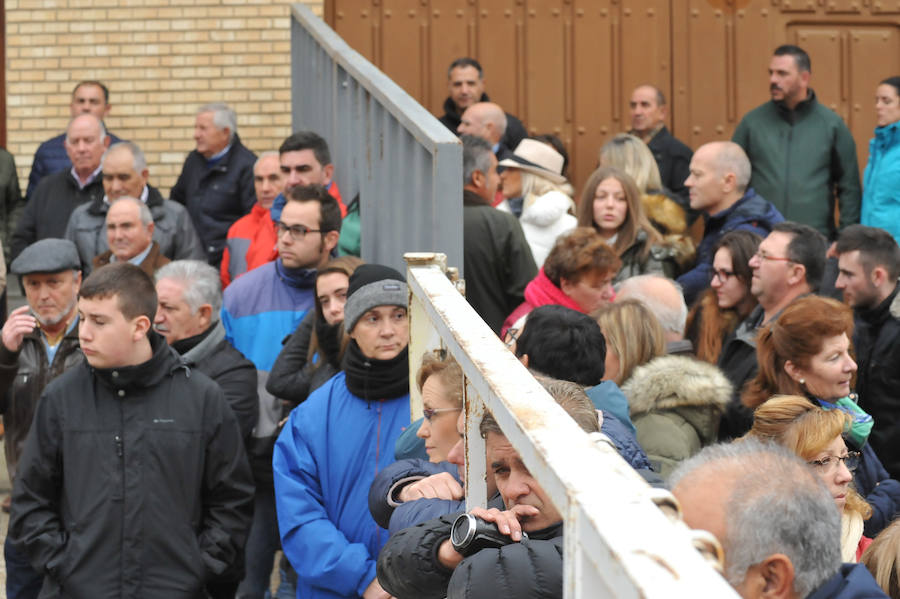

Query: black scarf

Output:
[342, 339, 409, 401]
[314, 318, 344, 369]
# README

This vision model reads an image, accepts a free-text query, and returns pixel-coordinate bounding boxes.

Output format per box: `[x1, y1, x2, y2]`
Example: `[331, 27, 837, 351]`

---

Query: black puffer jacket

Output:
[9, 332, 255, 598]
[853, 284, 900, 479]
[10, 169, 104, 260]
[378, 512, 563, 599]
[170, 135, 256, 267]
[0, 324, 83, 481]
[173, 319, 258, 442]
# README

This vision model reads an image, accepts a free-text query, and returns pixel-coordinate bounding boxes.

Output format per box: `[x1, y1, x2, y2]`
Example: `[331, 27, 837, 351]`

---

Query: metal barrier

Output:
[290, 4, 463, 275]
[405, 253, 738, 598]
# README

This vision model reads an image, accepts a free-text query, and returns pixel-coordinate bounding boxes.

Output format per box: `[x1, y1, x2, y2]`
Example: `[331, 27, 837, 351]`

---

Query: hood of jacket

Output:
[642, 192, 687, 235]
[805, 563, 888, 599]
[623, 355, 732, 442]
[711, 187, 784, 233]
[888, 283, 900, 320]
[519, 190, 575, 227]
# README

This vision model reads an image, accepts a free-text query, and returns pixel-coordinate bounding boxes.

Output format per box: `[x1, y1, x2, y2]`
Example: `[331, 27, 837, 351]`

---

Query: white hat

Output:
[498, 139, 568, 185]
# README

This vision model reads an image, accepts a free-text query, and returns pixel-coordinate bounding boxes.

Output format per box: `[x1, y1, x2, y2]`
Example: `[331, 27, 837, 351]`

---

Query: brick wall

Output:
[5, 0, 324, 194]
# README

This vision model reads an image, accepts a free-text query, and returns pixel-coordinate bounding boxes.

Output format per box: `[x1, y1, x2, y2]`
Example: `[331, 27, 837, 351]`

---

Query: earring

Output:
[799, 378, 805, 385]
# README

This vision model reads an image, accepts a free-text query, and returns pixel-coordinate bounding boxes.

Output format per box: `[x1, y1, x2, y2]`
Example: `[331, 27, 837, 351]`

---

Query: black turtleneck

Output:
[171, 324, 215, 355]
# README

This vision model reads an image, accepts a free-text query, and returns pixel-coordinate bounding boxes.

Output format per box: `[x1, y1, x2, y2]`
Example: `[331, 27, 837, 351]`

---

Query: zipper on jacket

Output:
[784, 126, 793, 217]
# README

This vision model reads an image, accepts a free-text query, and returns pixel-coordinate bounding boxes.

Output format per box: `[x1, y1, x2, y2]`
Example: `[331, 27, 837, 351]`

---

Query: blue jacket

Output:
[273, 373, 409, 599]
[677, 188, 784, 305]
[222, 259, 316, 373]
[805, 564, 889, 599]
[585, 381, 635, 434]
[862, 122, 900, 246]
[368, 459, 458, 530]
[26, 131, 122, 200]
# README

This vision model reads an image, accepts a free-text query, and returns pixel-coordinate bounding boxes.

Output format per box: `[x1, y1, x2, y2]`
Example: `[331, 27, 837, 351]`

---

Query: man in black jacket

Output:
[835, 225, 900, 479]
[170, 102, 257, 268]
[0, 239, 84, 599]
[460, 135, 536, 335]
[10, 262, 254, 598]
[628, 84, 692, 202]
[377, 379, 601, 599]
[10, 114, 109, 261]
[438, 58, 527, 151]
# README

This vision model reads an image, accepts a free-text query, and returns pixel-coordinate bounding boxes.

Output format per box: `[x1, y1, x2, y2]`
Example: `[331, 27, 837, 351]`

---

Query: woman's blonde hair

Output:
[576, 166, 662, 262]
[862, 519, 900, 598]
[594, 299, 666, 385]
[744, 394, 871, 520]
[416, 351, 464, 409]
[598, 133, 663, 193]
[519, 170, 575, 212]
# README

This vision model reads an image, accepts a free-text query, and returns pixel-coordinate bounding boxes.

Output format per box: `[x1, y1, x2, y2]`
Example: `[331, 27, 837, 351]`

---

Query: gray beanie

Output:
[342, 264, 408, 332]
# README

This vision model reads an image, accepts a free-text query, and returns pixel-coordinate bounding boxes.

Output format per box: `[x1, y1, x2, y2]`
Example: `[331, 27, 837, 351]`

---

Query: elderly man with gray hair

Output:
[154, 259, 257, 597]
[171, 102, 257, 268]
[92, 197, 170, 276]
[616, 274, 691, 354]
[670, 439, 887, 598]
[677, 141, 784, 305]
[65, 140, 204, 273]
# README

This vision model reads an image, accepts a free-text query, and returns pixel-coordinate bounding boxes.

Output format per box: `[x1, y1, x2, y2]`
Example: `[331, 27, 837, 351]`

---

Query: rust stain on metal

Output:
[633, 550, 680, 580]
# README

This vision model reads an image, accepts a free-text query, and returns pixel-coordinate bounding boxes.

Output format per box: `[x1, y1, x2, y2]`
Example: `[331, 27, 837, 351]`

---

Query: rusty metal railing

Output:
[405, 252, 738, 598]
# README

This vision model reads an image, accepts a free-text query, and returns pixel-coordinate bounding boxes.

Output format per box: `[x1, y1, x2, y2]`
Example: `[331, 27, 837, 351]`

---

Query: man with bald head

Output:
[10, 114, 110, 260]
[26, 80, 122, 200]
[671, 440, 886, 598]
[677, 141, 784, 305]
[616, 274, 691, 354]
[65, 140, 204, 273]
[628, 84, 692, 201]
[92, 197, 170, 276]
[457, 102, 512, 161]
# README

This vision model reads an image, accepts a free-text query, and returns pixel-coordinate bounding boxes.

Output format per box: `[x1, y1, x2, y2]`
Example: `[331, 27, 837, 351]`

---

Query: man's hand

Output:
[468, 505, 539, 543]
[362, 576, 395, 599]
[398, 472, 464, 503]
[2, 306, 37, 353]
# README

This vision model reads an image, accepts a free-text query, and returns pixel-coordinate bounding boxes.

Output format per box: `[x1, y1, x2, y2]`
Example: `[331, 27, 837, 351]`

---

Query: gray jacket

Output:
[65, 184, 205, 273]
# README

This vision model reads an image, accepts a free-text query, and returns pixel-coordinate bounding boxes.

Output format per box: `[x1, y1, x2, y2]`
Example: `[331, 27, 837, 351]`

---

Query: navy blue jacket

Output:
[368, 459, 459, 530]
[26, 131, 122, 201]
[805, 564, 888, 599]
[677, 188, 783, 306]
[170, 135, 256, 267]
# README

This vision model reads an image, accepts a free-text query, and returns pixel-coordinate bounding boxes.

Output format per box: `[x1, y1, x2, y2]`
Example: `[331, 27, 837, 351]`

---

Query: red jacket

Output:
[500, 268, 585, 337]
[220, 204, 278, 288]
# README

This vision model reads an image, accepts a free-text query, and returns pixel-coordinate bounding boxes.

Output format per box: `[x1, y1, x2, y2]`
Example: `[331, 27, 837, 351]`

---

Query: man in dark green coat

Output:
[732, 45, 860, 240]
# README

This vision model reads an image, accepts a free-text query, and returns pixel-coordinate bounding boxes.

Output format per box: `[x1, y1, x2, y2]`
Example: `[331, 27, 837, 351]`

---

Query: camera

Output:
[450, 513, 526, 557]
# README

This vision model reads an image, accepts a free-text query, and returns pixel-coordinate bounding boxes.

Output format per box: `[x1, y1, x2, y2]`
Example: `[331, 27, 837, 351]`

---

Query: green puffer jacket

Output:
[623, 355, 732, 479]
[732, 90, 860, 239]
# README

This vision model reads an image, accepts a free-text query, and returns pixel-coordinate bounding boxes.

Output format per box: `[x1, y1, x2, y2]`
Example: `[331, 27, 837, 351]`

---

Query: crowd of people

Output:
[0, 40, 897, 599]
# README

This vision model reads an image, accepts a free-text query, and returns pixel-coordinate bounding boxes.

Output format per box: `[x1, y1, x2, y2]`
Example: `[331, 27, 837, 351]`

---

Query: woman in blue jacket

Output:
[273, 264, 411, 599]
[862, 76, 900, 245]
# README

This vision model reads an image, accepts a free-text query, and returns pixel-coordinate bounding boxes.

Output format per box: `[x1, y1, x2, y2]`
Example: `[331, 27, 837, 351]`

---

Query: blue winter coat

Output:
[861, 122, 900, 246]
[368, 459, 459, 530]
[677, 188, 784, 305]
[273, 372, 410, 599]
[805, 564, 889, 599]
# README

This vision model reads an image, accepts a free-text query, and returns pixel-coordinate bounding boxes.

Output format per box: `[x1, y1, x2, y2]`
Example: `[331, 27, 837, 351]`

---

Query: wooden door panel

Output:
[381, 0, 427, 101]
[427, 0, 472, 115]
[849, 27, 900, 167]
[475, 0, 521, 118]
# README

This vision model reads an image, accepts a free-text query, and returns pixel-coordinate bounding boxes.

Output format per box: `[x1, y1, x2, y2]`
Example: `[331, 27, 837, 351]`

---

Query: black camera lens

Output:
[450, 513, 524, 557]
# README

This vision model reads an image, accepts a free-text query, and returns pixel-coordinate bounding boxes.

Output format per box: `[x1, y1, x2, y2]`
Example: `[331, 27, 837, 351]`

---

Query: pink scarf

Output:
[523, 268, 585, 313]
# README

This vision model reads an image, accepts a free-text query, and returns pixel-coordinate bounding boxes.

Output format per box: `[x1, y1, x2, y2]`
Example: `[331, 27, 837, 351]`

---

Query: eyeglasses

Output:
[807, 451, 860, 473]
[753, 250, 794, 263]
[504, 328, 519, 349]
[423, 407, 462, 421]
[276, 221, 322, 240]
[712, 269, 735, 284]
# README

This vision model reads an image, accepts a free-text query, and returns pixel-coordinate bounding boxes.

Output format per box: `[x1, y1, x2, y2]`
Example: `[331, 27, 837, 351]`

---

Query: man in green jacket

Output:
[732, 45, 860, 240]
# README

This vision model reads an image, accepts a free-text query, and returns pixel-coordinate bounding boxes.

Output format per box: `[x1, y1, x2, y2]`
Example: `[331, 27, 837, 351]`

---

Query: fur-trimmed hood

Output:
[623, 355, 732, 426]
[890, 287, 900, 320]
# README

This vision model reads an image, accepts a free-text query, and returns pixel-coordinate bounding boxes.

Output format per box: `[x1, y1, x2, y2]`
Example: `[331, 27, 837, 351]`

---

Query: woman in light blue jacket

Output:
[862, 76, 900, 244]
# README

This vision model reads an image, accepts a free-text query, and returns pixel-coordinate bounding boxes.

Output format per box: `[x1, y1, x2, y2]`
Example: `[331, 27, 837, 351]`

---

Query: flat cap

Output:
[11, 239, 81, 275]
